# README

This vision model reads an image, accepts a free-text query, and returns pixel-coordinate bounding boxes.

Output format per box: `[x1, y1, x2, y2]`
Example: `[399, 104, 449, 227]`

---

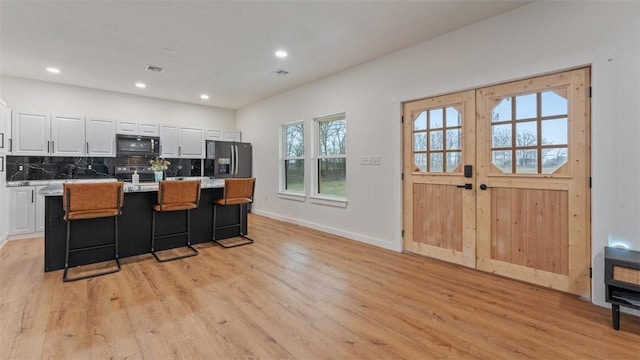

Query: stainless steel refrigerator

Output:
[205, 141, 252, 178]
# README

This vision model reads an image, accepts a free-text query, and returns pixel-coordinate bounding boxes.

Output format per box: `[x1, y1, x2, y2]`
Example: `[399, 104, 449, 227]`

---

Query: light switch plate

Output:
[371, 155, 381, 165]
[359, 156, 372, 165]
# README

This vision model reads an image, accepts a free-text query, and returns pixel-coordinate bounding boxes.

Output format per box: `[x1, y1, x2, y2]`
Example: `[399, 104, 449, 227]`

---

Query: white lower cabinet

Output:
[9, 186, 45, 235]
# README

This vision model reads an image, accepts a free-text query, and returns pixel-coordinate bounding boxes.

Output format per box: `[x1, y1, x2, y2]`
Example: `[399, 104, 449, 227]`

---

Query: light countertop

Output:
[38, 178, 225, 196]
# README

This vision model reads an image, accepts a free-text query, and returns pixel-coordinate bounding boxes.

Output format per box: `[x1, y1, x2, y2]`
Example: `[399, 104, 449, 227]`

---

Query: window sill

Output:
[309, 195, 348, 208]
[277, 192, 306, 202]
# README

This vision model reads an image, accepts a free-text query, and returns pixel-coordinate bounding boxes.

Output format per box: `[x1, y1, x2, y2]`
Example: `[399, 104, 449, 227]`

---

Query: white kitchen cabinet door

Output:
[51, 115, 85, 156]
[179, 127, 205, 158]
[12, 112, 50, 155]
[9, 187, 36, 235]
[0, 101, 9, 154]
[35, 185, 46, 232]
[222, 130, 241, 142]
[205, 128, 223, 141]
[86, 117, 116, 157]
[116, 120, 137, 135]
[160, 124, 179, 157]
[139, 123, 159, 136]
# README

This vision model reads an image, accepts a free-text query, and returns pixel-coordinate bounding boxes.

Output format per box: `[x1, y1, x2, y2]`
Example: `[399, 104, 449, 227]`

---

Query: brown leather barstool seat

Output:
[151, 180, 201, 262]
[212, 178, 256, 248]
[62, 181, 124, 282]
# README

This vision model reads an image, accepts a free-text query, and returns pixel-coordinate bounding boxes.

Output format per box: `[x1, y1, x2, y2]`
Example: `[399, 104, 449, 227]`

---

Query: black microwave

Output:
[116, 135, 160, 156]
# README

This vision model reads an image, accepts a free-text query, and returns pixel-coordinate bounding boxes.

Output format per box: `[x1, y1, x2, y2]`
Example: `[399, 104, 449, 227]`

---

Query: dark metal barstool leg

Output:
[63, 220, 71, 281]
[212, 204, 217, 241]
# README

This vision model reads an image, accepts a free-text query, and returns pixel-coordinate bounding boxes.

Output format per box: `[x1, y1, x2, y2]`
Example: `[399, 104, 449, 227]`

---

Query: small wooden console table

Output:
[604, 246, 640, 330]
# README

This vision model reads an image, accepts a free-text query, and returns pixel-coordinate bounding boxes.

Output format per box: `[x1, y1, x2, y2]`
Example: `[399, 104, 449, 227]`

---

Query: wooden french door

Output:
[403, 90, 476, 268]
[403, 68, 591, 296]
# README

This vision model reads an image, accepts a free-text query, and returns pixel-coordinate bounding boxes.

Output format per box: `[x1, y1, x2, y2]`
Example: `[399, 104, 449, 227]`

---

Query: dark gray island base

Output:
[44, 186, 246, 272]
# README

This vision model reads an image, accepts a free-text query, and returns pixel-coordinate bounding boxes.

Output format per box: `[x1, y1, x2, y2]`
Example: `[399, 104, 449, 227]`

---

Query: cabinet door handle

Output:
[179, 146, 182, 157]
[8, 138, 12, 152]
[32, 189, 34, 203]
[47, 140, 50, 153]
[51, 141, 55, 154]
[86, 142, 89, 154]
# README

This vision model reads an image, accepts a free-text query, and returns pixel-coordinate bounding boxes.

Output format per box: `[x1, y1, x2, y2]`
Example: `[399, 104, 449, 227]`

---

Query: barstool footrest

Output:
[63, 258, 121, 282]
[152, 244, 199, 262]
[214, 235, 254, 248]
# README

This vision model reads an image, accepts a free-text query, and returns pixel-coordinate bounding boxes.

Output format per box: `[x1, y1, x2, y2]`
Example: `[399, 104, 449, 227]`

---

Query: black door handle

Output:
[479, 184, 489, 190]
[457, 183, 473, 190]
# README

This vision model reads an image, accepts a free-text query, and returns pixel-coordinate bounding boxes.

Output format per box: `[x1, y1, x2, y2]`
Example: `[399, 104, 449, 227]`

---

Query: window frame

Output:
[279, 120, 306, 198]
[311, 112, 347, 207]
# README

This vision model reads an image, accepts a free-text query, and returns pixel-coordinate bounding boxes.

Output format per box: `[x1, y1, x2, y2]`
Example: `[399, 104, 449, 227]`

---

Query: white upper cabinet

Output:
[205, 128, 223, 141]
[13, 112, 117, 157]
[0, 100, 10, 154]
[222, 130, 241, 142]
[160, 124, 205, 158]
[139, 123, 159, 136]
[86, 117, 116, 156]
[160, 124, 180, 157]
[51, 115, 85, 156]
[12, 112, 51, 155]
[179, 127, 205, 158]
[117, 120, 159, 136]
[116, 119, 137, 135]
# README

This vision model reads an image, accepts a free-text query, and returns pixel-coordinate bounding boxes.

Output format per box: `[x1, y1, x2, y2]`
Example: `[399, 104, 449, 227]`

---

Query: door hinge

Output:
[590, 267, 592, 278]
[401, 230, 404, 238]
[589, 176, 592, 188]
[401, 115, 404, 123]
[401, 172, 404, 181]
[589, 86, 592, 98]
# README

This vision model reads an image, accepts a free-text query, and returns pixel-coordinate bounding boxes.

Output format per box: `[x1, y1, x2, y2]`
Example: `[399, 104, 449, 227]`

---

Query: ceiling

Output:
[0, 1, 528, 110]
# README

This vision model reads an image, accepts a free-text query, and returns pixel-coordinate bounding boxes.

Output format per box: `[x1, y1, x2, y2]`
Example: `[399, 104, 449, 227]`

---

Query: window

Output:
[282, 122, 305, 193]
[315, 113, 346, 198]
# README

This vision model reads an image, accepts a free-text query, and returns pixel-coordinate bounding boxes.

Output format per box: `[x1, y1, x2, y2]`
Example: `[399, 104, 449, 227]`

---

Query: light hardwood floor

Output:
[1, 214, 639, 359]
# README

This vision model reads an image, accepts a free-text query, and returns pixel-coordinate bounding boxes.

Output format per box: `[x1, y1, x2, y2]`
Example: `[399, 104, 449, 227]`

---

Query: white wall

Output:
[237, 1, 640, 309]
[0, 76, 236, 129]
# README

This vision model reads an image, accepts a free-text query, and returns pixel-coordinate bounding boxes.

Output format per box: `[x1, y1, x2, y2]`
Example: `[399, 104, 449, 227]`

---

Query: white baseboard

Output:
[252, 209, 402, 253]
[0, 232, 7, 251]
[7, 231, 44, 241]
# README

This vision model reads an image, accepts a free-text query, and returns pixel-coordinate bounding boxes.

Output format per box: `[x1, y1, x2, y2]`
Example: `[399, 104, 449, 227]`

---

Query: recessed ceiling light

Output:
[135, 82, 146, 88]
[275, 50, 288, 58]
[200, 94, 209, 100]
[46, 67, 60, 74]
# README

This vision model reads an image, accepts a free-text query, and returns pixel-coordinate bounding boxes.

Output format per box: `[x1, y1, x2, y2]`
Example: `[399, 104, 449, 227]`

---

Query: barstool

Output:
[151, 180, 201, 262]
[62, 181, 124, 282]
[212, 178, 256, 248]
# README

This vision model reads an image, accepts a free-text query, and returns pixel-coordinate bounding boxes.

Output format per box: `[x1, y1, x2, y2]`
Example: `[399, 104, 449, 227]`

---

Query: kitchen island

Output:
[41, 179, 245, 272]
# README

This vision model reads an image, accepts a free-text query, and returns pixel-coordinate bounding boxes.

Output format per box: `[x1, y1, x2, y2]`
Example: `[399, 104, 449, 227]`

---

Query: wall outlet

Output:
[371, 155, 381, 165]
[359, 156, 372, 165]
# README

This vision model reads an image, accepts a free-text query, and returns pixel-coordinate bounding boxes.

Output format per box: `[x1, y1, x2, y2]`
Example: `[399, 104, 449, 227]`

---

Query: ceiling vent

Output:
[146, 64, 164, 73]
[272, 69, 290, 76]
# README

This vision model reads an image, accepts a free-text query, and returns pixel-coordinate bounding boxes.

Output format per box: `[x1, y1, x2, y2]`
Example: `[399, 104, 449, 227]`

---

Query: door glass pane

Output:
[516, 121, 537, 147]
[429, 153, 443, 172]
[492, 98, 512, 122]
[414, 154, 426, 172]
[492, 124, 512, 148]
[446, 129, 461, 150]
[414, 111, 427, 131]
[541, 118, 568, 145]
[318, 158, 346, 197]
[492, 150, 512, 172]
[541, 90, 568, 117]
[429, 130, 443, 150]
[446, 107, 461, 126]
[446, 152, 461, 172]
[515, 93, 537, 119]
[515, 149, 537, 173]
[542, 147, 568, 174]
[414, 133, 426, 151]
[429, 109, 443, 129]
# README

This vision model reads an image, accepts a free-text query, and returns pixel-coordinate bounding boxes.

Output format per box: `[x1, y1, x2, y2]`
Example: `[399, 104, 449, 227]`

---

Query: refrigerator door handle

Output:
[234, 145, 239, 175]
[229, 145, 236, 177]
